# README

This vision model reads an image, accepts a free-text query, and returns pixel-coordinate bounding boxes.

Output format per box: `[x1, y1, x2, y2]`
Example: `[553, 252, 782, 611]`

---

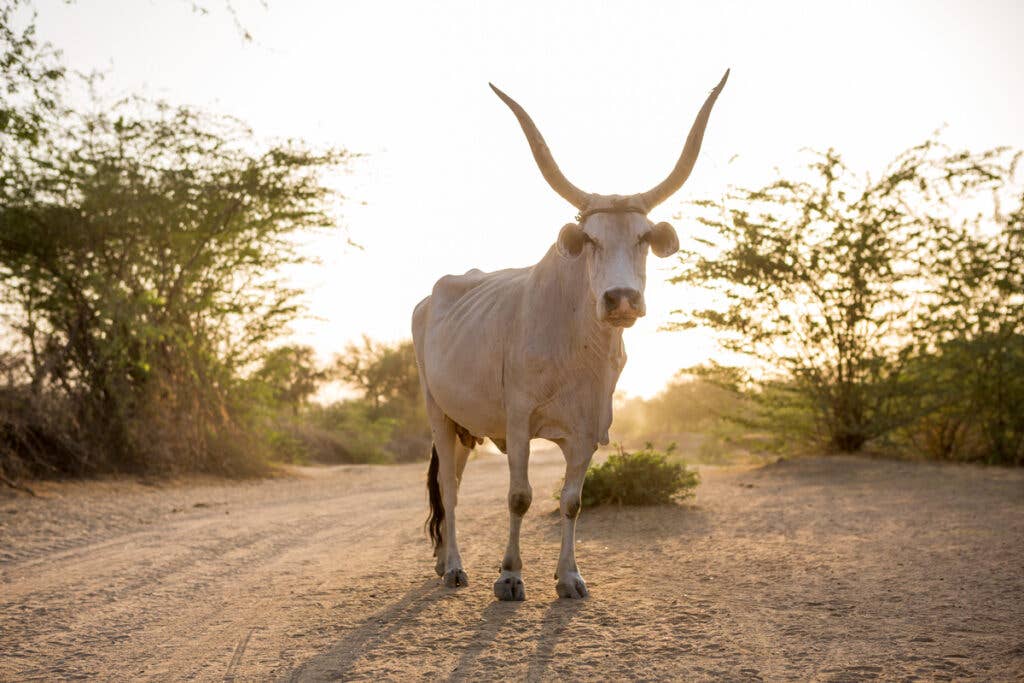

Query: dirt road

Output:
[2, 450, 1023, 681]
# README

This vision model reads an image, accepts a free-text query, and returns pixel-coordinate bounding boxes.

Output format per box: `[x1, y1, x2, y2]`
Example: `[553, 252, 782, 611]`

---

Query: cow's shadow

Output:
[286, 578, 445, 682]
[521, 599, 587, 682]
[287, 506, 709, 681]
[286, 580, 586, 683]
[446, 597, 585, 683]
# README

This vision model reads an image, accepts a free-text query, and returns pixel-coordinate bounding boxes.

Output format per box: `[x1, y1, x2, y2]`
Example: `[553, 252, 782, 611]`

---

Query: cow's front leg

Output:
[494, 427, 530, 601]
[555, 442, 594, 599]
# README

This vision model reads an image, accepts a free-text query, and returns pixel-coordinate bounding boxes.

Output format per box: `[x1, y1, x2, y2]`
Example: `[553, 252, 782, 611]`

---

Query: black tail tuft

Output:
[425, 444, 444, 555]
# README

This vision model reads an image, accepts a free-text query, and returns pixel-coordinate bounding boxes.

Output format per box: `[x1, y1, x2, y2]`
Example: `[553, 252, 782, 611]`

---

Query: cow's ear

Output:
[556, 222, 586, 259]
[648, 221, 679, 258]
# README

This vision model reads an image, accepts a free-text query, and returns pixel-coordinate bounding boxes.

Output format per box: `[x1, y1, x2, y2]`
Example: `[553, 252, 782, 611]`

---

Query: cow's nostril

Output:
[603, 288, 641, 313]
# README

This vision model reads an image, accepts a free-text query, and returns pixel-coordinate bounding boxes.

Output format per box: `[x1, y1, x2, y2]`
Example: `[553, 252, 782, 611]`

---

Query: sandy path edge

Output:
[2, 452, 1023, 681]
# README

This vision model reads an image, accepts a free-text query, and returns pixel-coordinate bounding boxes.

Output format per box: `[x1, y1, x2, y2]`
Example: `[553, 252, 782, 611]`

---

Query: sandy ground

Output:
[1, 450, 1023, 682]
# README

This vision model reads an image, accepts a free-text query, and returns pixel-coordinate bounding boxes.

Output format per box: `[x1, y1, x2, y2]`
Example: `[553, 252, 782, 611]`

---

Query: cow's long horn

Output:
[635, 69, 730, 211]
[490, 83, 592, 210]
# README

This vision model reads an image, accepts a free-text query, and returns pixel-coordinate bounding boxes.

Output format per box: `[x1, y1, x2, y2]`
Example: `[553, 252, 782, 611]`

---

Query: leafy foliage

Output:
[332, 337, 429, 462]
[579, 445, 699, 507]
[239, 336, 433, 466]
[267, 399, 397, 465]
[0, 0, 64, 148]
[0, 69, 348, 475]
[905, 197, 1024, 464]
[672, 141, 1020, 454]
[0, 2, 442, 478]
[251, 345, 328, 416]
[334, 336, 420, 414]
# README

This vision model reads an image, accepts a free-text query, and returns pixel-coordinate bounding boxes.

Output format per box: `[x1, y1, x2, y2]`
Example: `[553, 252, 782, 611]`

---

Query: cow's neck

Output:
[528, 245, 624, 365]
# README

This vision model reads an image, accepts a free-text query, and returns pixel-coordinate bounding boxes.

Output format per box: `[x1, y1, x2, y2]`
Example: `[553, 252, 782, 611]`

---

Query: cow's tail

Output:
[425, 444, 444, 555]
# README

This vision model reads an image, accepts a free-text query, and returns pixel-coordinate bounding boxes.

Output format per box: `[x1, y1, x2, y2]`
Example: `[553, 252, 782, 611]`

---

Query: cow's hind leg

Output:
[554, 440, 594, 599]
[493, 423, 530, 601]
[430, 439, 471, 578]
[425, 410, 468, 588]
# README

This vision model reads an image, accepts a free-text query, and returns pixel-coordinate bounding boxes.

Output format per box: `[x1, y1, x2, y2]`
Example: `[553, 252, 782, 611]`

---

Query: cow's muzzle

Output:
[602, 288, 644, 327]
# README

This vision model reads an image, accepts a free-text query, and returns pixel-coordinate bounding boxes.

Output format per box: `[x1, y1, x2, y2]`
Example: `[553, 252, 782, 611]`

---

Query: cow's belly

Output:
[431, 382, 506, 440]
[423, 314, 508, 440]
[426, 378, 507, 440]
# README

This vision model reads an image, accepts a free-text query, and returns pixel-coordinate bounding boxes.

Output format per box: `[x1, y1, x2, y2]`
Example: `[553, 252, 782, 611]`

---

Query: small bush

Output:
[578, 444, 699, 507]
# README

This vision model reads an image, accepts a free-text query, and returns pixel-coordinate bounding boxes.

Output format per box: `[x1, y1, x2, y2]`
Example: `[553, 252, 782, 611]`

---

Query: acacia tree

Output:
[913, 192, 1024, 463]
[0, 95, 348, 474]
[334, 336, 419, 414]
[252, 344, 329, 416]
[0, 0, 63, 149]
[671, 141, 1015, 452]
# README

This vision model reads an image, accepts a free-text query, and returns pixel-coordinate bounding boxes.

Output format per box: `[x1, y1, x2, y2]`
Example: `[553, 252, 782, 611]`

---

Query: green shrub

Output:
[578, 445, 699, 507]
[284, 400, 397, 464]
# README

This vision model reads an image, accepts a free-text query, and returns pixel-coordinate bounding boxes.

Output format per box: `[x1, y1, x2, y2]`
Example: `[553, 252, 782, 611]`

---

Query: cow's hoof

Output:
[442, 568, 469, 588]
[555, 572, 588, 599]
[493, 572, 526, 601]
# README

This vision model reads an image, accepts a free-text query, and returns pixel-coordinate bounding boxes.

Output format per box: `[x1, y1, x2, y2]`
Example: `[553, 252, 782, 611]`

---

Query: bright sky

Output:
[34, 0, 1024, 397]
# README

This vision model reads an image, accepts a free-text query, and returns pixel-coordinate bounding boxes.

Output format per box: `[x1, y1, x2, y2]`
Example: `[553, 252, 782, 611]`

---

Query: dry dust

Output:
[1, 450, 1023, 681]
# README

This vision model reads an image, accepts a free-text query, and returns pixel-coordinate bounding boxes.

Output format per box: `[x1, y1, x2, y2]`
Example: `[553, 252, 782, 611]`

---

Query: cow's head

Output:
[491, 71, 727, 327]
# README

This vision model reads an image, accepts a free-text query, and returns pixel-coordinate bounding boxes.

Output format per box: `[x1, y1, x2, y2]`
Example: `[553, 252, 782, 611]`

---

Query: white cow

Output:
[412, 71, 729, 601]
